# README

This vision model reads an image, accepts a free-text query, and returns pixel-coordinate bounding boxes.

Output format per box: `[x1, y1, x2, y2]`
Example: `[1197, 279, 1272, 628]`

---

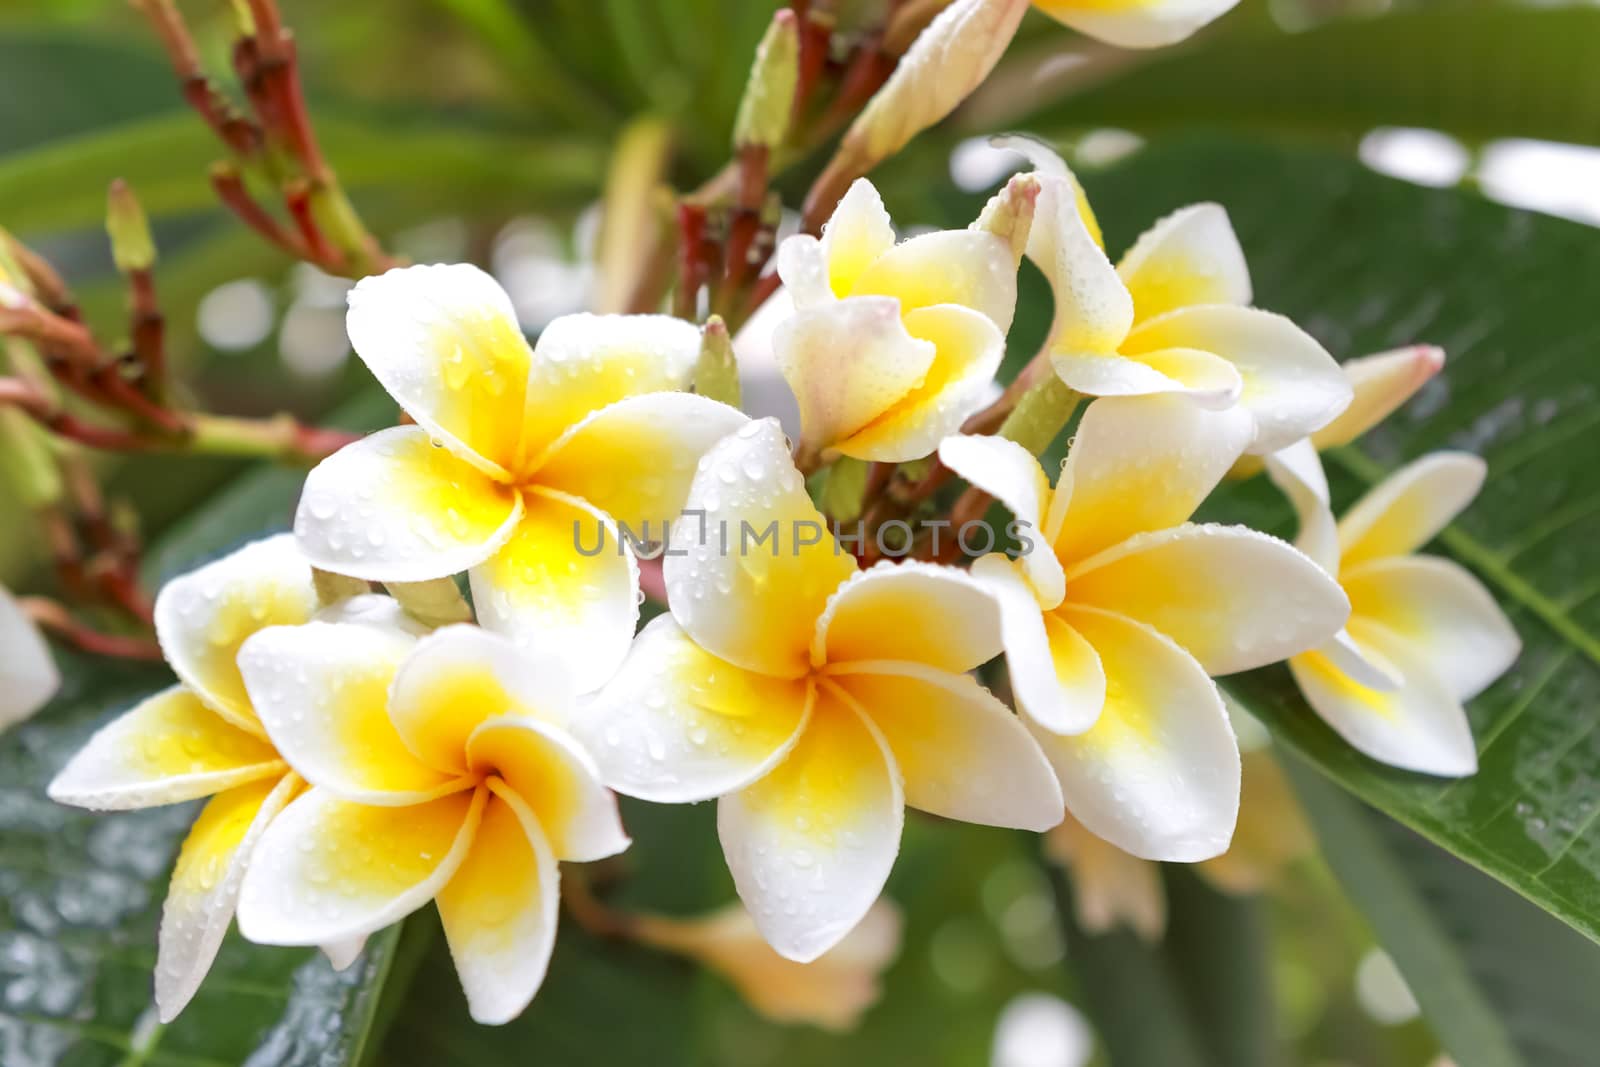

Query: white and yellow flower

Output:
[1, 583, 59, 731]
[1267, 441, 1519, 776]
[46, 535, 358, 1021]
[939, 395, 1349, 859]
[582, 419, 1063, 961]
[773, 181, 1014, 462]
[1032, 0, 1241, 49]
[294, 264, 748, 692]
[232, 620, 628, 1024]
[1006, 138, 1350, 456]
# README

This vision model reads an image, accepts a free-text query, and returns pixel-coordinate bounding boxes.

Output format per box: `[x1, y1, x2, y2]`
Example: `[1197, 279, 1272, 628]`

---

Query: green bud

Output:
[733, 9, 800, 151]
[385, 578, 473, 628]
[106, 180, 156, 274]
[694, 316, 742, 408]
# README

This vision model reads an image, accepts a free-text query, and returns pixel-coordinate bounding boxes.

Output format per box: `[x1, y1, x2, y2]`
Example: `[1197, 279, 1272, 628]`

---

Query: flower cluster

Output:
[42, 44, 1518, 1039]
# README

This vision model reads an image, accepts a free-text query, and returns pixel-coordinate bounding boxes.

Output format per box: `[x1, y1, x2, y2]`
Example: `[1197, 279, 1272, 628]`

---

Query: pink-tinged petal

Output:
[1312, 345, 1446, 451]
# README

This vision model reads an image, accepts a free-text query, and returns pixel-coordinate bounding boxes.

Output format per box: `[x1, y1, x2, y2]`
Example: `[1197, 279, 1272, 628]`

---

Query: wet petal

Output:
[1117, 203, 1251, 325]
[718, 691, 903, 962]
[1066, 524, 1350, 675]
[346, 264, 530, 475]
[48, 686, 283, 811]
[1312, 345, 1445, 451]
[437, 782, 560, 1025]
[937, 433, 1064, 605]
[819, 179, 896, 299]
[775, 235, 833, 308]
[828, 664, 1062, 830]
[237, 786, 484, 946]
[664, 419, 858, 678]
[848, 229, 1018, 333]
[812, 560, 1002, 672]
[1034, 0, 1242, 49]
[295, 426, 523, 584]
[1343, 556, 1519, 701]
[577, 616, 812, 804]
[470, 489, 640, 695]
[1263, 439, 1340, 573]
[1338, 451, 1485, 568]
[154, 533, 320, 735]
[1031, 606, 1240, 862]
[155, 773, 298, 1021]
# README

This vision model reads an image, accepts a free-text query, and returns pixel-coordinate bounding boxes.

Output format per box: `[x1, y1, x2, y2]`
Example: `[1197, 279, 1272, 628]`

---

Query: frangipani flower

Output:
[583, 419, 1063, 961]
[1267, 441, 1519, 776]
[1006, 138, 1350, 456]
[1, 583, 59, 730]
[47, 535, 361, 1021]
[939, 395, 1349, 860]
[773, 180, 1014, 462]
[1033, 0, 1241, 49]
[632, 899, 903, 1032]
[295, 263, 747, 692]
[234, 621, 629, 1024]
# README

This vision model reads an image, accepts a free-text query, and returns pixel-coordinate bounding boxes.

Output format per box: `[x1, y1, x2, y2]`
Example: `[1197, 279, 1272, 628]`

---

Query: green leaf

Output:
[1288, 756, 1600, 1066]
[1016, 8, 1600, 146]
[1070, 136, 1600, 939]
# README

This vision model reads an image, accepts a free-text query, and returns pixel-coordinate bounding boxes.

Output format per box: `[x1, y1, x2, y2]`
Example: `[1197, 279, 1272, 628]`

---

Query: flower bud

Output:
[106, 179, 156, 274]
[733, 9, 801, 151]
[971, 171, 1041, 266]
[1310, 344, 1445, 451]
[1043, 816, 1166, 941]
[695, 315, 742, 408]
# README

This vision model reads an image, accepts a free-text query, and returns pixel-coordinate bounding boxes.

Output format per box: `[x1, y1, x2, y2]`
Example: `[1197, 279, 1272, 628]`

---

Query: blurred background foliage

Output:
[3, 1, 1599, 1065]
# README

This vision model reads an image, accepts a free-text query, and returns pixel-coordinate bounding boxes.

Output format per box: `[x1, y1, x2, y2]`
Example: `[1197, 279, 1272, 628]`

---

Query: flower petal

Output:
[48, 686, 283, 811]
[774, 297, 936, 457]
[664, 419, 858, 678]
[237, 786, 485, 946]
[155, 772, 297, 1022]
[1342, 556, 1519, 701]
[1030, 606, 1240, 862]
[237, 609, 462, 804]
[1289, 617, 1477, 777]
[836, 303, 1005, 463]
[517, 312, 704, 468]
[388, 624, 575, 775]
[1046, 395, 1254, 565]
[346, 264, 530, 475]
[577, 616, 812, 803]
[1263, 439, 1340, 573]
[436, 781, 560, 1025]
[1034, 0, 1242, 49]
[1066, 524, 1350, 675]
[827, 665, 1062, 830]
[470, 488, 640, 695]
[154, 533, 320, 735]
[819, 179, 896, 299]
[718, 691, 903, 962]
[0, 586, 59, 731]
[812, 560, 1003, 672]
[848, 230, 1018, 333]
[466, 717, 629, 862]
[1117, 203, 1251, 325]
[1122, 305, 1350, 455]
[1338, 451, 1485, 568]
[937, 433, 1064, 604]
[1043, 816, 1166, 940]
[970, 555, 1105, 734]
[775, 235, 833, 309]
[532, 393, 748, 532]
[1050, 347, 1243, 409]
[1311, 345, 1445, 451]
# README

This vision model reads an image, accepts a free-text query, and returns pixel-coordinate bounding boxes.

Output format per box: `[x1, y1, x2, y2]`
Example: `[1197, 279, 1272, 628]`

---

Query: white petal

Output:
[1117, 202, 1251, 324]
[1030, 606, 1240, 862]
[1035, 0, 1242, 48]
[1290, 618, 1477, 777]
[346, 263, 530, 475]
[1124, 305, 1350, 455]
[664, 419, 858, 678]
[437, 782, 560, 1025]
[469, 488, 640, 696]
[155, 772, 298, 1021]
[576, 616, 812, 804]
[847, 229, 1018, 333]
[1264, 439, 1339, 573]
[0, 586, 58, 731]
[237, 786, 484, 946]
[1066, 524, 1351, 675]
[154, 533, 320, 735]
[970, 555, 1104, 734]
[775, 235, 834, 309]
[321, 936, 367, 972]
[718, 693, 904, 962]
[1018, 155, 1132, 356]
[1342, 556, 1519, 701]
[938, 434, 1064, 605]
[828, 664, 1063, 830]
[48, 686, 283, 811]
[812, 560, 1003, 673]
[1050, 347, 1243, 409]
[1338, 451, 1485, 567]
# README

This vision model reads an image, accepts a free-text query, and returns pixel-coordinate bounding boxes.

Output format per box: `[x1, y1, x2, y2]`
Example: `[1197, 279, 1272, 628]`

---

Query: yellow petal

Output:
[1117, 203, 1251, 326]
[1338, 451, 1485, 568]
[813, 560, 1003, 672]
[820, 179, 897, 299]
[1033, 0, 1242, 49]
[1311, 345, 1445, 451]
[848, 229, 1018, 333]
[48, 686, 283, 811]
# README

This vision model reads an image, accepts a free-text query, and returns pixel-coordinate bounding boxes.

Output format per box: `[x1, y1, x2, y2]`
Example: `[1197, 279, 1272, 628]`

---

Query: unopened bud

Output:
[106, 180, 156, 274]
[972, 171, 1040, 265]
[1311, 345, 1446, 451]
[733, 9, 801, 151]
[384, 578, 472, 627]
[694, 316, 742, 408]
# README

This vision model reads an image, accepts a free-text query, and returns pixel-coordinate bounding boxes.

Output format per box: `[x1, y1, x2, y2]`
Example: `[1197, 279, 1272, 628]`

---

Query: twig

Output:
[21, 598, 163, 662]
